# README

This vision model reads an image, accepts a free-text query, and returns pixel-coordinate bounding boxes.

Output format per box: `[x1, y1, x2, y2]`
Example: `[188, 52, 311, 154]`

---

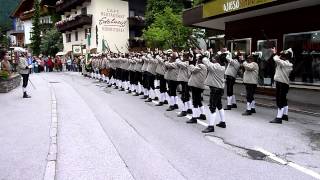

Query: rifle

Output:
[114, 43, 121, 54]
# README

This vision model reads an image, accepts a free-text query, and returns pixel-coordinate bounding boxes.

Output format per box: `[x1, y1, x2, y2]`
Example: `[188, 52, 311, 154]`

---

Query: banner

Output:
[203, 0, 275, 18]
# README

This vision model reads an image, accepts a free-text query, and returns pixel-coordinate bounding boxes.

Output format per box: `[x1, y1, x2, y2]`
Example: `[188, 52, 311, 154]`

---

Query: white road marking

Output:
[255, 147, 320, 179]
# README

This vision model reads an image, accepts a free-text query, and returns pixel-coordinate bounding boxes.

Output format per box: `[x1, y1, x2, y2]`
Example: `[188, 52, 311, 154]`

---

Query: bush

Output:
[0, 70, 10, 80]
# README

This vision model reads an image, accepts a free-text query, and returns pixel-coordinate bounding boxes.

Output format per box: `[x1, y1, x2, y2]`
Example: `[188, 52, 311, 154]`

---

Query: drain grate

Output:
[49, 81, 60, 84]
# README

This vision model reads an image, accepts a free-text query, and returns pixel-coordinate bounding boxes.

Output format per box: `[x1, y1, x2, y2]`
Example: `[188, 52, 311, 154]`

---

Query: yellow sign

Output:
[203, 0, 275, 18]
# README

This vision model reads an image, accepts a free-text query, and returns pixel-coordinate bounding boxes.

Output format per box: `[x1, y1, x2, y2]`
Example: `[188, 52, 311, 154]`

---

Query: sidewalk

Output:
[0, 74, 51, 180]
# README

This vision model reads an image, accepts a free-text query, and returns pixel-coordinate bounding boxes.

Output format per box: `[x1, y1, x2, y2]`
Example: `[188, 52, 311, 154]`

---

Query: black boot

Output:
[232, 104, 237, 108]
[114, 86, 119, 89]
[186, 118, 197, 124]
[141, 95, 148, 99]
[139, 92, 144, 96]
[186, 109, 193, 114]
[173, 104, 179, 110]
[251, 108, 256, 113]
[166, 106, 175, 111]
[23, 92, 31, 98]
[133, 93, 139, 96]
[216, 122, 226, 128]
[202, 126, 215, 133]
[198, 114, 206, 120]
[163, 100, 168, 104]
[126, 90, 132, 94]
[242, 110, 252, 116]
[270, 118, 282, 124]
[153, 97, 159, 101]
[108, 84, 112, 87]
[224, 105, 232, 110]
[177, 111, 187, 117]
[282, 115, 289, 121]
[120, 88, 125, 91]
[156, 102, 164, 106]
[145, 98, 152, 102]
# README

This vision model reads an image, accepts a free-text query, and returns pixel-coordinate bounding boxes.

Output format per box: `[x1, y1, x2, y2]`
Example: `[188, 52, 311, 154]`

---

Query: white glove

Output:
[28, 65, 33, 69]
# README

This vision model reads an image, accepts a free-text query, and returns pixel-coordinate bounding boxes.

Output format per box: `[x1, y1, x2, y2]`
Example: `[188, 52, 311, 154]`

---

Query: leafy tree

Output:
[30, 0, 41, 55]
[143, 7, 191, 50]
[40, 29, 63, 57]
[145, 0, 185, 25]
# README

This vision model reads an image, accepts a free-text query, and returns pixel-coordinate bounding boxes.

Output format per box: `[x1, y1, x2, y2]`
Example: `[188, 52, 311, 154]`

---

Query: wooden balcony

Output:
[56, 0, 91, 13]
[128, 16, 146, 28]
[56, 14, 92, 33]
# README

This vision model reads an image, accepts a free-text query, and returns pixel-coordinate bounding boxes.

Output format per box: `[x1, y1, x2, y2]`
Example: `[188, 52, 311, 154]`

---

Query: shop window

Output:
[66, 33, 71, 43]
[284, 31, 320, 85]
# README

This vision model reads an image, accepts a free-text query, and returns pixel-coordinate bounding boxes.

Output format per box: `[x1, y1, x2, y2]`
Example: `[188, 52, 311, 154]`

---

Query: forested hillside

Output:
[0, 0, 20, 30]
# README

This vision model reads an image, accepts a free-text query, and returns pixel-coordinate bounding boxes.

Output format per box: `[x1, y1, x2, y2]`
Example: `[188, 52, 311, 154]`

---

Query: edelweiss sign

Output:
[99, 9, 128, 32]
[203, 0, 275, 18]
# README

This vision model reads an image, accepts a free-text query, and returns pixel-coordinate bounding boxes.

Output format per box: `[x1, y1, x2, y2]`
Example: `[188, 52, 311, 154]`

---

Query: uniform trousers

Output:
[134, 72, 142, 85]
[121, 69, 129, 82]
[191, 87, 203, 108]
[109, 68, 115, 79]
[209, 87, 224, 113]
[180, 81, 190, 103]
[168, 80, 178, 97]
[142, 72, 148, 88]
[129, 71, 135, 84]
[226, 75, 236, 97]
[147, 73, 155, 90]
[245, 83, 257, 103]
[275, 81, 289, 108]
[158, 75, 167, 93]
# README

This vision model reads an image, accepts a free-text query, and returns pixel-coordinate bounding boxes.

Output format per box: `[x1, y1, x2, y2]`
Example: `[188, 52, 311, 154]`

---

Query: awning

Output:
[183, 0, 320, 30]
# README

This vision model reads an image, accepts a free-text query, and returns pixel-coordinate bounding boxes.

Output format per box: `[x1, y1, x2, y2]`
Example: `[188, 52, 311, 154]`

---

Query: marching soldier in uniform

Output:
[242, 54, 259, 116]
[176, 52, 192, 117]
[155, 52, 168, 106]
[270, 48, 293, 124]
[202, 53, 227, 133]
[186, 54, 207, 123]
[145, 53, 158, 102]
[224, 49, 241, 110]
[133, 53, 144, 96]
[165, 51, 179, 111]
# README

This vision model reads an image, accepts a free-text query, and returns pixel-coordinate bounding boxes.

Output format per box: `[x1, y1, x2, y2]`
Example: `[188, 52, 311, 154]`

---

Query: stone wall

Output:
[0, 74, 21, 93]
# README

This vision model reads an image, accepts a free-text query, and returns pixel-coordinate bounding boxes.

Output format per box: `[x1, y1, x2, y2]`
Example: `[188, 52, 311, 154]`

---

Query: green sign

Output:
[203, 0, 275, 18]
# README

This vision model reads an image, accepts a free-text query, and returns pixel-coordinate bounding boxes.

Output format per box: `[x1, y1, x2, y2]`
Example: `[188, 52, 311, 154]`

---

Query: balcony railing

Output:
[56, 14, 92, 33]
[56, 0, 91, 13]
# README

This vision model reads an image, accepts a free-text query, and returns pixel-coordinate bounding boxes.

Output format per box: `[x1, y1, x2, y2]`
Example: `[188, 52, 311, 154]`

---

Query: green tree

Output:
[40, 29, 63, 56]
[145, 0, 184, 25]
[30, 0, 41, 55]
[143, 7, 191, 50]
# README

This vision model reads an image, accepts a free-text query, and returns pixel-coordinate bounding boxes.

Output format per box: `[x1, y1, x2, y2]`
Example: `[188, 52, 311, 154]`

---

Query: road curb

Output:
[44, 85, 58, 180]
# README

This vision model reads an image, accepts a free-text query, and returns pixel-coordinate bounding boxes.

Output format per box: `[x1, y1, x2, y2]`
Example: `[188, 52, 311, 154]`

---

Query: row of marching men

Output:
[88, 47, 293, 133]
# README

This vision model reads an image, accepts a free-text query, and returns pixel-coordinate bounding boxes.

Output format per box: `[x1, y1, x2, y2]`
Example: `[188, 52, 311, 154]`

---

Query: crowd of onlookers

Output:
[0, 50, 83, 74]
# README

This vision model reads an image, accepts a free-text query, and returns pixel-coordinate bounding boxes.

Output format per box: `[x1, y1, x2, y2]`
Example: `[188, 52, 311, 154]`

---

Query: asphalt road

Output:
[1, 72, 319, 180]
[47, 72, 320, 180]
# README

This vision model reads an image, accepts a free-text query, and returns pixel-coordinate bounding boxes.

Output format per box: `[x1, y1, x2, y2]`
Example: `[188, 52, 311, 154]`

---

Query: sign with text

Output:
[203, 0, 275, 18]
[99, 9, 128, 33]
[72, 45, 82, 54]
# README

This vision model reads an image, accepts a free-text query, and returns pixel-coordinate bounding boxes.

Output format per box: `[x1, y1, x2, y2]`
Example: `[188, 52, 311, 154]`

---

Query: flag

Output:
[102, 39, 107, 52]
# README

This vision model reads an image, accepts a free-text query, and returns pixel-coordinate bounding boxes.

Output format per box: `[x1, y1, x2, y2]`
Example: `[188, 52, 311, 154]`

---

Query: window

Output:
[227, 38, 252, 56]
[81, 7, 87, 15]
[75, 31, 78, 41]
[284, 31, 320, 85]
[66, 33, 71, 42]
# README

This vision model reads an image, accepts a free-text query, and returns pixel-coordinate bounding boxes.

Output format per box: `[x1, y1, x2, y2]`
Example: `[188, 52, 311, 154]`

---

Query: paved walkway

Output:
[0, 74, 51, 180]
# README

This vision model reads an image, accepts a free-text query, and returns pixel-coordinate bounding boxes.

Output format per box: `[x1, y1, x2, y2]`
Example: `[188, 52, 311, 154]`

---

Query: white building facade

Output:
[56, 0, 129, 55]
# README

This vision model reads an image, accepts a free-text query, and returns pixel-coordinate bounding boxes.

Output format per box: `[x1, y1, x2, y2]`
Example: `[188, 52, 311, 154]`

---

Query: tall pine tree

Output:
[30, 0, 41, 55]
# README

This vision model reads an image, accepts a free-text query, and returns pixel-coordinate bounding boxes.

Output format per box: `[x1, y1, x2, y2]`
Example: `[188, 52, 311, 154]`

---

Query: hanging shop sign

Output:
[203, 0, 275, 18]
[72, 45, 82, 54]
